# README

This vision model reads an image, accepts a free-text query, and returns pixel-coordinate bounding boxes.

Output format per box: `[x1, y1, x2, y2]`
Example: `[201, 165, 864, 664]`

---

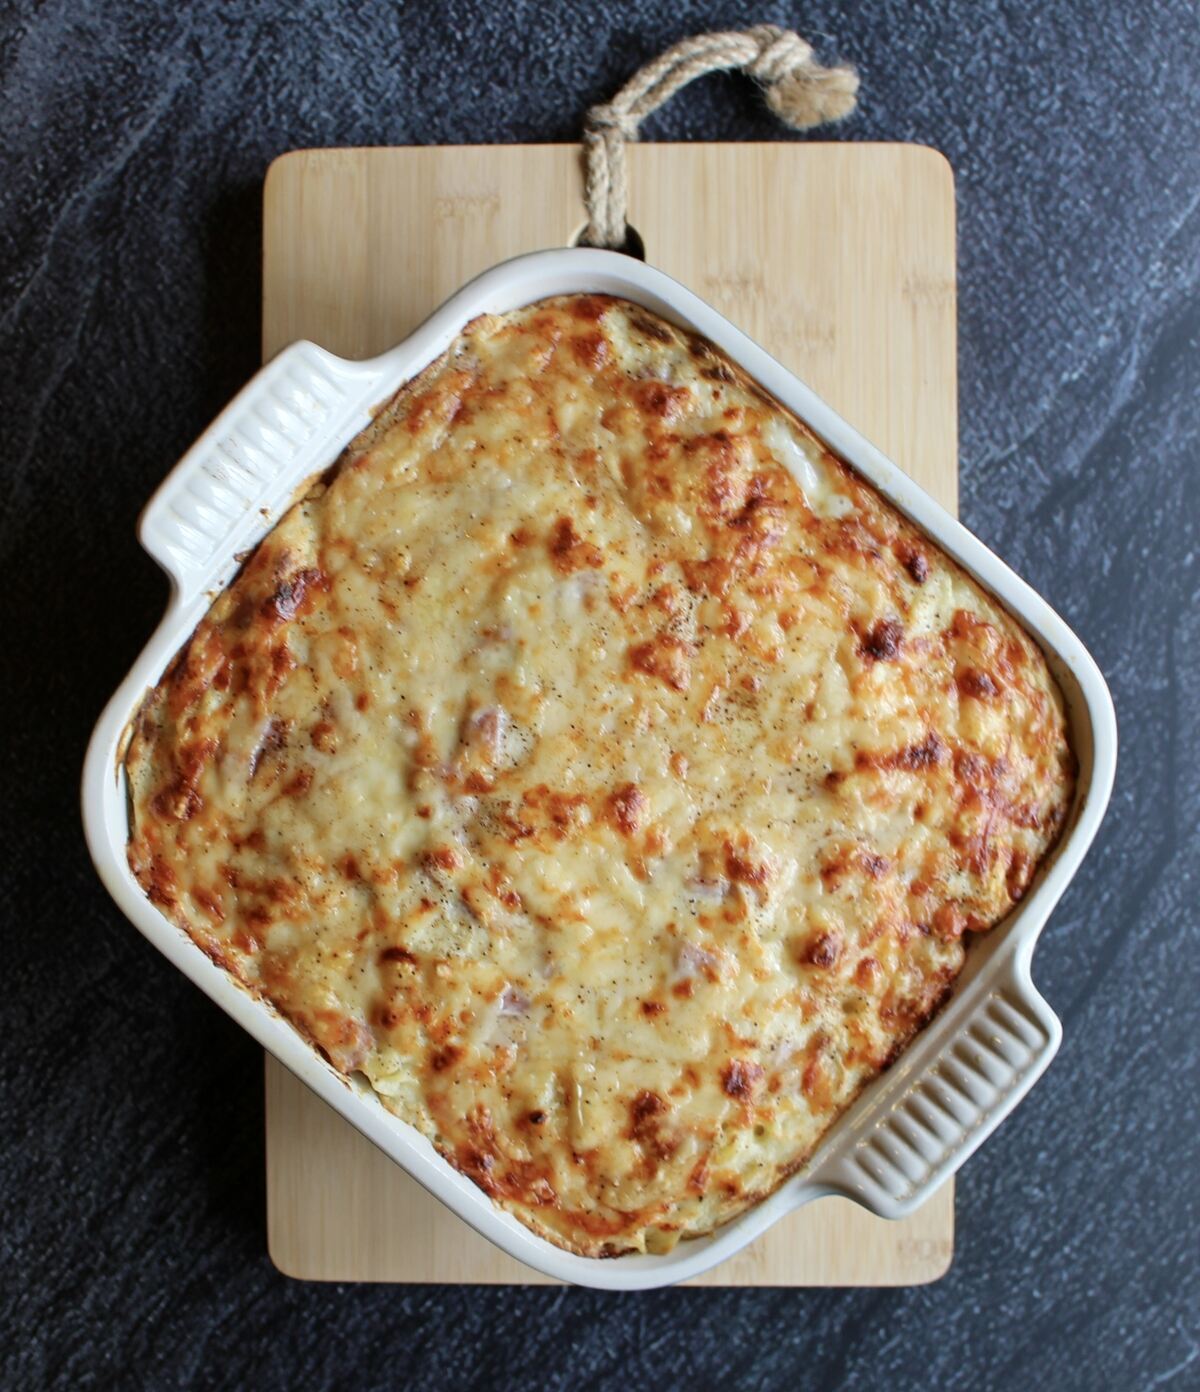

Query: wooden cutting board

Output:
[261, 143, 958, 1284]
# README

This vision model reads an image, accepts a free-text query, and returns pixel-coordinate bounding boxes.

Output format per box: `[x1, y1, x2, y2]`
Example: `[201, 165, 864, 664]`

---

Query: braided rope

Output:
[581, 25, 858, 250]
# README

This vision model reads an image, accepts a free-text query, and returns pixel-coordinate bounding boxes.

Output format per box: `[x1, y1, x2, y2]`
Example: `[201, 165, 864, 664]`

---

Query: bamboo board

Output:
[262, 143, 957, 1284]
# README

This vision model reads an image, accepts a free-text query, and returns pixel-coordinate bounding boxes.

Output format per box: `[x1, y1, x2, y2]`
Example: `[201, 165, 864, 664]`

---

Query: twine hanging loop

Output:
[581, 25, 858, 250]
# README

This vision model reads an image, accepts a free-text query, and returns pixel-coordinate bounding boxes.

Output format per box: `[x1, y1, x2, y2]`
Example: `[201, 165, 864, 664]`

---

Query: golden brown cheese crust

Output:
[126, 296, 1074, 1256]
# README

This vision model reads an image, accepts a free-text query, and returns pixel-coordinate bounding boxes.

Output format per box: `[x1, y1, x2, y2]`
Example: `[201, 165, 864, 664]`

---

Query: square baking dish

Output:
[82, 248, 1116, 1290]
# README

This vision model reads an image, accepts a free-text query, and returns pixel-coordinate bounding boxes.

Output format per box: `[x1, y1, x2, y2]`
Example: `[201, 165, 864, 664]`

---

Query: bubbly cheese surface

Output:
[127, 296, 1074, 1256]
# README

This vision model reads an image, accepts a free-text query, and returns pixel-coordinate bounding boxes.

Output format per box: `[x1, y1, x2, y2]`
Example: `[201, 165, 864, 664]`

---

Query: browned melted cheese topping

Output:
[127, 296, 1074, 1256]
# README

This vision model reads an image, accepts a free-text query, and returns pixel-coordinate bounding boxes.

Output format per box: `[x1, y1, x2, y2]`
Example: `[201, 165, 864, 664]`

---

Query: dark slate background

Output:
[3, 1, 1197, 1388]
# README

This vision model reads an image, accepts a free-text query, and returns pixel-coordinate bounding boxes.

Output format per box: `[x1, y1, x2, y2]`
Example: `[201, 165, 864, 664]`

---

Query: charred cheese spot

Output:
[629, 634, 693, 693]
[798, 929, 844, 969]
[897, 543, 930, 583]
[631, 379, 691, 423]
[570, 330, 610, 371]
[721, 1059, 765, 1099]
[547, 516, 603, 574]
[607, 782, 648, 837]
[126, 296, 1073, 1261]
[860, 618, 904, 662]
[262, 567, 329, 628]
[958, 667, 1000, 699]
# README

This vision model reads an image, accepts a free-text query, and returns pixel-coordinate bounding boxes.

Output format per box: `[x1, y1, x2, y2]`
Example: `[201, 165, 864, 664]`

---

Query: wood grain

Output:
[261, 143, 957, 1285]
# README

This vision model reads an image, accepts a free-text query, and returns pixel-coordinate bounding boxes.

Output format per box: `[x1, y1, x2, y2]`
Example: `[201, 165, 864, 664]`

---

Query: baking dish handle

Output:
[808, 945, 1062, 1217]
[138, 342, 386, 605]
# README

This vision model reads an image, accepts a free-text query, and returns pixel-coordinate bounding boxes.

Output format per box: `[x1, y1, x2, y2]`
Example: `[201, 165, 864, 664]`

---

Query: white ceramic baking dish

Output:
[82, 248, 1116, 1290]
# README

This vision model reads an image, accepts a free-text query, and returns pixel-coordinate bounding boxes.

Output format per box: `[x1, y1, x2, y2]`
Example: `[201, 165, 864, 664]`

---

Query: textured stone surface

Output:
[3, 2, 1198, 1388]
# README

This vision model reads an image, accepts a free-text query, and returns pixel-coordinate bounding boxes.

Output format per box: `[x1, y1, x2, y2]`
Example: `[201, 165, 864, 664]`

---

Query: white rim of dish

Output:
[82, 248, 1117, 1290]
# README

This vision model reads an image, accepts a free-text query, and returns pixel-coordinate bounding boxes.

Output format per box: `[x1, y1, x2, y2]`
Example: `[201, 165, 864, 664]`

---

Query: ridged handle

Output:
[811, 952, 1062, 1216]
[138, 342, 383, 603]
